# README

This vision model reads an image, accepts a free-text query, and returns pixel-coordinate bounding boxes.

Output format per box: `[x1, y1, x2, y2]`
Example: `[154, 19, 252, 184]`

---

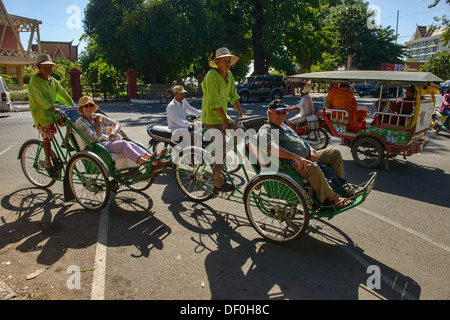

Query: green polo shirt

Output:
[28, 74, 75, 128]
[201, 69, 240, 125]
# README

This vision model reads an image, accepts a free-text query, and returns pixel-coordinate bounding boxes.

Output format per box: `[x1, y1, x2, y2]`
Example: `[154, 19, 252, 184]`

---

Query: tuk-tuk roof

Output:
[287, 71, 443, 86]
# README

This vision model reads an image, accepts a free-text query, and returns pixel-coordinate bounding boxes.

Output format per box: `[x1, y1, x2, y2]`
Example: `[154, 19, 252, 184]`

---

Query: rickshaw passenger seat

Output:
[72, 128, 139, 170]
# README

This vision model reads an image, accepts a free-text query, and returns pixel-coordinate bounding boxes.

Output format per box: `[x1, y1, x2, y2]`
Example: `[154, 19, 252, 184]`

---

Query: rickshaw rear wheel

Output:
[20, 139, 58, 189]
[243, 175, 310, 243]
[66, 153, 111, 210]
[351, 138, 384, 168]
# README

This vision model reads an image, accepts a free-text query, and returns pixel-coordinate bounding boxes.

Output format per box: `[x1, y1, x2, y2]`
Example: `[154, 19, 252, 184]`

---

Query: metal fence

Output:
[137, 83, 203, 100]
[81, 83, 128, 102]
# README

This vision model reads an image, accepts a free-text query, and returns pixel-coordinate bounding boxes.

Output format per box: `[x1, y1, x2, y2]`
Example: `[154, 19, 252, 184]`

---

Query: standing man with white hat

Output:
[201, 47, 243, 193]
[28, 54, 75, 177]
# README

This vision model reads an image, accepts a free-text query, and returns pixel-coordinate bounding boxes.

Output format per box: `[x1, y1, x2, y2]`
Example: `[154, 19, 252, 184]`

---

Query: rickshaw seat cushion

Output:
[72, 131, 139, 170]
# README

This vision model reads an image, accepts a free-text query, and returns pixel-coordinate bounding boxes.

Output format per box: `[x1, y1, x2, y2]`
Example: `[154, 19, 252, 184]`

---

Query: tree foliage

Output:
[418, 51, 450, 80]
[82, 0, 407, 83]
[324, 0, 405, 70]
[429, 0, 450, 45]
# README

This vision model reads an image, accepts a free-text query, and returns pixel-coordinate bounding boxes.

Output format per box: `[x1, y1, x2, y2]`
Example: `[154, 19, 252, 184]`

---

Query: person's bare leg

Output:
[43, 141, 52, 169]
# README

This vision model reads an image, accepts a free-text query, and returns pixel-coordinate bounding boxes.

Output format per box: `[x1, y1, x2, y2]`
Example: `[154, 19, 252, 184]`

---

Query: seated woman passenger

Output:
[327, 83, 367, 129]
[75, 96, 152, 164]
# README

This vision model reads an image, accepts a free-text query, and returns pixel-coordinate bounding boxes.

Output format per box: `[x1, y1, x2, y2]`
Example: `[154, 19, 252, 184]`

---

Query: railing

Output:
[0, 48, 38, 59]
[81, 83, 128, 102]
[137, 83, 203, 100]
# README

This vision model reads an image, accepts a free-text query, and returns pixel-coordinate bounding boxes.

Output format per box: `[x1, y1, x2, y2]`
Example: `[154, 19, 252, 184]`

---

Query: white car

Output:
[0, 76, 12, 112]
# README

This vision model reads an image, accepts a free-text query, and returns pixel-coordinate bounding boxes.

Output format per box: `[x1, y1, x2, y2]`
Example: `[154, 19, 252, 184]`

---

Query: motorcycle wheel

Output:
[160, 96, 168, 104]
[303, 128, 329, 150]
[430, 114, 441, 133]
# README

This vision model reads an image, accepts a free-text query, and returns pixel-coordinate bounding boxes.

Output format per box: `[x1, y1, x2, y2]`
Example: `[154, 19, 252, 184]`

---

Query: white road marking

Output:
[356, 206, 450, 253]
[0, 146, 12, 157]
[90, 204, 110, 300]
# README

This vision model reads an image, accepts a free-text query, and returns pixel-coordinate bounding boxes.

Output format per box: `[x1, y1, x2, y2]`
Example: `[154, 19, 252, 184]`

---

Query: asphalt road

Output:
[0, 94, 449, 303]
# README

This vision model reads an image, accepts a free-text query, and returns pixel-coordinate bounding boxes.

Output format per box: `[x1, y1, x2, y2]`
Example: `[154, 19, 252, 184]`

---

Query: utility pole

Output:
[396, 10, 399, 44]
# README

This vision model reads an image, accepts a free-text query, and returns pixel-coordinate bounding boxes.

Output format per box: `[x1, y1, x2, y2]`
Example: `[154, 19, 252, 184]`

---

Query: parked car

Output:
[354, 82, 374, 97]
[0, 76, 11, 112]
[440, 80, 450, 95]
[371, 84, 403, 97]
[237, 75, 288, 102]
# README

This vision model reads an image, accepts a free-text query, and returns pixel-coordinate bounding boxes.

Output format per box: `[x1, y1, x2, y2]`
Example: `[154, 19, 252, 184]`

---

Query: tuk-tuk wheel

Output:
[351, 138, 384, 169]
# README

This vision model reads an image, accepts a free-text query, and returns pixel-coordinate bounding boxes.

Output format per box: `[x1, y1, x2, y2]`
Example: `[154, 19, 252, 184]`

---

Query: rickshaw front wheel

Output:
[66, 153, 111, 210]
[174, 148, 215, 202]
[243, 175, 310, 243]
[351, 138, 384, 169]
[20, 139, 58, 189]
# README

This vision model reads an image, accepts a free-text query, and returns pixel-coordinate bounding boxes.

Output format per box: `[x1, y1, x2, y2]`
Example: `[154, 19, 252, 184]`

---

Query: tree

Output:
[83, 0, 250, 83]
[326, 0, 372, 69]
[79, 37, 126, 93]
[354, 27, 406, 70]
[324, 0, 405, 70]
[418, 51, 450, 80]
[235, 0, 324, 75]
[429, 0, 450, 45]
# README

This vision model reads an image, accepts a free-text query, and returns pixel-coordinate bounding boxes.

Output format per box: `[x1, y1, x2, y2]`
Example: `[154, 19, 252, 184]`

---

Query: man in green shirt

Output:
[28, 54, 75, 177]
[201, 47, 243, 193]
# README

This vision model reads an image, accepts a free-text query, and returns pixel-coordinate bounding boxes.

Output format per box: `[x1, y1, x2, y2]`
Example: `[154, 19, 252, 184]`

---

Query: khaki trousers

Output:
[291, 147, 345, 203]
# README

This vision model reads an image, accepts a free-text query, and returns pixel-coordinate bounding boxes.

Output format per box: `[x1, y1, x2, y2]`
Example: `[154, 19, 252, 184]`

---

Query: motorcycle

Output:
[147, 116, 242, 174]
[294, 113, 330, 150]
[430, 107, 450, 134]
[160, 89, 174, 105]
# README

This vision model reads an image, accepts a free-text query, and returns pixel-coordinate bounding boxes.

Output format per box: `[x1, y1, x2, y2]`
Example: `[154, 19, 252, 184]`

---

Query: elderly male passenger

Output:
[258, 100, 353, 209]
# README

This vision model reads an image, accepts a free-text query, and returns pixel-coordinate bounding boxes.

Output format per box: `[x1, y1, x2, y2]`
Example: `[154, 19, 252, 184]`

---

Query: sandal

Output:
[344, 183, 364, 197]
[330, 195, 352, 210]
[213, 182, 235, 194]
[46, 166, 58, 178]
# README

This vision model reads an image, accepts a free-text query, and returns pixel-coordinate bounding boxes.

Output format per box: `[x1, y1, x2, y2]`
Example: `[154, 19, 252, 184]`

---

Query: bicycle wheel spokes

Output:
[244, 176, 309, 243]
[68, 154, 110, 210]
[175, 150, 215, 202]
[20, 140, 56, 188]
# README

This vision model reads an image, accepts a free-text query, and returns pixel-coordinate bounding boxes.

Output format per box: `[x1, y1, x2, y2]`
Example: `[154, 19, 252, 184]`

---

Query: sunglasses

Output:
[272, 110, 289, 116]
[82, 103, 95, 108]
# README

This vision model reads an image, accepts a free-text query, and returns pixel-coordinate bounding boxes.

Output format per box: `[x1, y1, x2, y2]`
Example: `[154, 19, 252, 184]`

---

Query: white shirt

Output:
[297, 94, 314, 118]
[166, 98, 202, 131]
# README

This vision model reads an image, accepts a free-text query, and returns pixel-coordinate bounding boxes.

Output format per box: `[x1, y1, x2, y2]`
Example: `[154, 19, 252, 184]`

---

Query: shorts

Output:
[37, 120, 65, 143]
[289, 114, 307, 125]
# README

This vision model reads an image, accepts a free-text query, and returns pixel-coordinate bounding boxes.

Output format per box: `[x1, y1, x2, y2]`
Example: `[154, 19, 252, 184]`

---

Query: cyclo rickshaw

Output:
[18, 107, 170, 210]
[287, 71, 442, 170]
[173, 115, 377, 243]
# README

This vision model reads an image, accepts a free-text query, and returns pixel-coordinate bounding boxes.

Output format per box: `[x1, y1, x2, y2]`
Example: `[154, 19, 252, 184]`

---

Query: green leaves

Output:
[418, 51, 450, 80]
